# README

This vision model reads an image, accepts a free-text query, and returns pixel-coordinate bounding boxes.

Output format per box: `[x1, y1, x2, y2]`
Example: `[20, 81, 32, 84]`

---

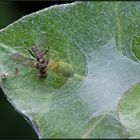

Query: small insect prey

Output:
[1, 72, 8, 80]
[28, 47, 49, 78]
[10, 46, 74, 79]
[15, 67, 19, 76]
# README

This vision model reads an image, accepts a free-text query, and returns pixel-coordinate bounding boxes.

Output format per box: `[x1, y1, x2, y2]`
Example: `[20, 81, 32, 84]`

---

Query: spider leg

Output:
[27, 49, 36, 59]
[42, 48, 49, 55]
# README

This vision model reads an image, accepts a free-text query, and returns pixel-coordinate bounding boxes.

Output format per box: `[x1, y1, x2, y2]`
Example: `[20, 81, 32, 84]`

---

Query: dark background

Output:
[0, 1, 75, 138]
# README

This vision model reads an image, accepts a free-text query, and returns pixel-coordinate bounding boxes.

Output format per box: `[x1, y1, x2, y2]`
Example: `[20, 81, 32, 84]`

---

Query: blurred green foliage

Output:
[0, 2, 22, 29]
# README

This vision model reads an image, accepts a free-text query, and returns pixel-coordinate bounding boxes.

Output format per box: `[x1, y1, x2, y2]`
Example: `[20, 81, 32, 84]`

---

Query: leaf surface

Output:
[0, 2, 140, 138]
[118, 83, 140, 138]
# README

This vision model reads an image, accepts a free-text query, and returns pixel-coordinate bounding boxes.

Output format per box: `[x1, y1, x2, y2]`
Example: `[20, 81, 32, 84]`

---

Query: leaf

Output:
[0, 1, 140, 138]
[118, 83, 140, 138]
[82, 114, 128, 138]
[132, 36, 140, 60]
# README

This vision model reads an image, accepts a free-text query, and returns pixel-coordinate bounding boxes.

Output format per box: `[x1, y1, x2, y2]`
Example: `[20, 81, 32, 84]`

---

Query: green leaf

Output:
[118, 83, 140, 138]
[82, 114, 128, 138]
[0, 1, 140, 138]
[132, 36, 140, 60]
